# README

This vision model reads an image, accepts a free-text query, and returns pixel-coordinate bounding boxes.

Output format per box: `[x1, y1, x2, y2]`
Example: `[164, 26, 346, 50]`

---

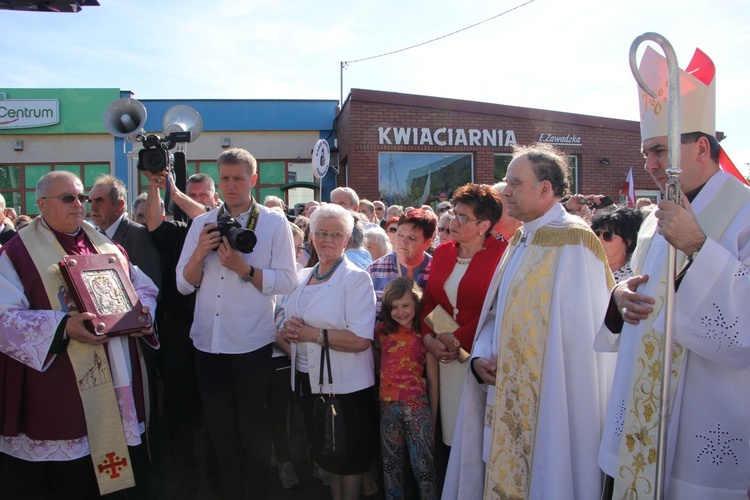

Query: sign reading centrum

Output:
[0, 92, 60, 129]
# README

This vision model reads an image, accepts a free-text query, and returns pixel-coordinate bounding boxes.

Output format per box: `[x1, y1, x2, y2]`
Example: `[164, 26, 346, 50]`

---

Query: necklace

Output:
[313, 256, 344, 281]
[456, 256, 473, 265]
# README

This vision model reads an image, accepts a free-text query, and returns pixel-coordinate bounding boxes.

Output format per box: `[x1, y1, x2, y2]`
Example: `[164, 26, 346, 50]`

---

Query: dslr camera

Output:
[210, 214, 257, 254]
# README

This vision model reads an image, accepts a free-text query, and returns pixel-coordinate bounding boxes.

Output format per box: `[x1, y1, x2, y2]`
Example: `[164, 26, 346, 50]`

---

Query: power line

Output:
[342, 1, 535, 67]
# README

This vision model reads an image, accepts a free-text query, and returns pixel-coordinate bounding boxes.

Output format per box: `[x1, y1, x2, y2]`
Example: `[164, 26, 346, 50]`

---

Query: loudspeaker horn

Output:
[162, 105, 203, 142]
[103, 98, 147, 140]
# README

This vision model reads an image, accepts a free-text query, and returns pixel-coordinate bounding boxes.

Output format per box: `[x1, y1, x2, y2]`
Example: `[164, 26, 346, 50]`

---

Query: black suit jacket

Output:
[111, 217, 162, 296]
[0, 225, 17, 245]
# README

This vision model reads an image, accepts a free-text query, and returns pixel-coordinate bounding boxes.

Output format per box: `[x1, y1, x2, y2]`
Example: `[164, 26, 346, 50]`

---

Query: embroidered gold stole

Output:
[20, 218, 137, 494]
[484, 222, 612, 499]
[614, 178, 750, 499]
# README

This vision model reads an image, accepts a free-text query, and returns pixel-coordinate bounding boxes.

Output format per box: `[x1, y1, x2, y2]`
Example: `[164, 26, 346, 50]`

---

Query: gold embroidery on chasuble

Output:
[613, 213, 687, 499]
[484, 223, 612, 499]
[612, 178, 750, 499]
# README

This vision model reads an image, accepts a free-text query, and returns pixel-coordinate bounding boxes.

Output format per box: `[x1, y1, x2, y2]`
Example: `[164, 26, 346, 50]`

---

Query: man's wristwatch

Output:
[451, 336, 461, 348]
[240, 266, 255, 282]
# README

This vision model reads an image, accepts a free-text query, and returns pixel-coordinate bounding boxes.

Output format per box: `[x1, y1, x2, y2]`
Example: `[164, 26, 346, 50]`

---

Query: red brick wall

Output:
[336, 90, 653, 203]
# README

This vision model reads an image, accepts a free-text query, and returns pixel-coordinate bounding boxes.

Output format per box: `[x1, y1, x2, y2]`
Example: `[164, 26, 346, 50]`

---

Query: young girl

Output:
[376, 278, 438, 500]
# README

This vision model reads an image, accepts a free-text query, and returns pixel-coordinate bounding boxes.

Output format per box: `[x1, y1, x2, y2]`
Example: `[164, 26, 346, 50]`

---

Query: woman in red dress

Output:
[421, 183, 507, 452]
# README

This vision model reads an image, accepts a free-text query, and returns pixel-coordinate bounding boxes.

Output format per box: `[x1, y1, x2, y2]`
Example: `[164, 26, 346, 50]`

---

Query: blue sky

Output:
[2, 0, 749, 171]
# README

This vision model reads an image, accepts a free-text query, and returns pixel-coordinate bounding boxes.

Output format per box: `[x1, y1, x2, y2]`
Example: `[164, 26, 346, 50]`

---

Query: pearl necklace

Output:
[313, 256, 344, 281]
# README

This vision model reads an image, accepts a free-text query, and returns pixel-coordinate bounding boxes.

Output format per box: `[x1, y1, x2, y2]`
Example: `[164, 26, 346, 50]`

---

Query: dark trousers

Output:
[267, 356, 293, 463]
[0, 443, 150, 500]
[155, 310, 212, 496]
[195, 344, 273, 500]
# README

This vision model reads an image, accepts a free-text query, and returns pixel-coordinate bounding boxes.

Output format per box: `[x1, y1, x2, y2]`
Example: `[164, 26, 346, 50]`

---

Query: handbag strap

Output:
[317, 329, 334, 394]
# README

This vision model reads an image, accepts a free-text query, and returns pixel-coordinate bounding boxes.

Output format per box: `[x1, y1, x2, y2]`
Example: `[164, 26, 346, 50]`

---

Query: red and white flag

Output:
[621, 167, 636, 207]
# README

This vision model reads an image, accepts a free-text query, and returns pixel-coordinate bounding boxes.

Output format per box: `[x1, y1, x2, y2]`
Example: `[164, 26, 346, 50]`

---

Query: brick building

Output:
[336, 89, 659, 208]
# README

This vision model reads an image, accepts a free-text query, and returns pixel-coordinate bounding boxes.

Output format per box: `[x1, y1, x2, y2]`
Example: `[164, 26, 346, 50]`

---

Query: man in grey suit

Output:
[89, 174, 162, 291]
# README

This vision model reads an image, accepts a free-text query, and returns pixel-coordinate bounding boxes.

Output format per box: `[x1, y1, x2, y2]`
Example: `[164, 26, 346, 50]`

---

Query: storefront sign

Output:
[537, 133, 582, 146]
[378, 127, 516, 148]
[0, 93, 59, 129]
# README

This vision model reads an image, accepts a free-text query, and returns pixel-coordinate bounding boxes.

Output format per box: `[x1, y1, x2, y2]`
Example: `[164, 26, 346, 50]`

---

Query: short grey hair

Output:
[348, 213, 365, 249]
[331, 187, 360, 206]
[364, 226, 392, 255]
[93, 174, 127, 204]
[309, 203, 354, 235]
[36, 171, 82, 199]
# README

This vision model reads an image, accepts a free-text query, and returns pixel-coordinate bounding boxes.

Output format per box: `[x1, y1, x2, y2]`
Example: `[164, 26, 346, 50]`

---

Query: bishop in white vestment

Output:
[596, 44, 750, 499]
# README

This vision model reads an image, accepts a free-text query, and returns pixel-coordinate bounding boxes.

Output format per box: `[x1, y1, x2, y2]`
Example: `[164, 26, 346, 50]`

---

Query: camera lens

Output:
[138, 148, 171, 172]
[233, 230, 257, 254]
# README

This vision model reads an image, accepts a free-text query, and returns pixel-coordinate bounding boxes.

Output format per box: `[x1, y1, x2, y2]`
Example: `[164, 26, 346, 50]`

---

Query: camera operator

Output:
[141, 169, 220, 498]
[176, 148, 297, 500]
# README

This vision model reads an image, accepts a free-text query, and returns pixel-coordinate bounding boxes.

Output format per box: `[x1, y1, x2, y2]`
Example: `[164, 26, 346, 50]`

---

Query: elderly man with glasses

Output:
[0, 170, 158, 498]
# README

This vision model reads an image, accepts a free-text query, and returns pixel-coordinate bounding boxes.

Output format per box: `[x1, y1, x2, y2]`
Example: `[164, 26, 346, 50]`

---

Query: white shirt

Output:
[176, 203, 297, 354]
[101, 214, 126, 239]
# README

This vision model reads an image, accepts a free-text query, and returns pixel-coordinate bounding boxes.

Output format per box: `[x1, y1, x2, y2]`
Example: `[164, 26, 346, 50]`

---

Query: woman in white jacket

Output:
[281, 203, 377, 500]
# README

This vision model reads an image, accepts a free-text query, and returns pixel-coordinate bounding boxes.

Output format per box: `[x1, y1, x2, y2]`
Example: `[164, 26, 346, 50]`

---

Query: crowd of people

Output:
[0, 42, 748, 500]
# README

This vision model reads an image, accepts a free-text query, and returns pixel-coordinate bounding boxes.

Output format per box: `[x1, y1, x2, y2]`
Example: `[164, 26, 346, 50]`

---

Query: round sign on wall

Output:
[312, 139, 330, 179]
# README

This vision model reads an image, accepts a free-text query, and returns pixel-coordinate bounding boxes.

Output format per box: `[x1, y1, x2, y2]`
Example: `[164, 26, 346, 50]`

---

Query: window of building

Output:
[378, 152, 473, 208]
[0, 163, 110, 216]
[494, 154, 579, 194]
[634, 189, 661, 204]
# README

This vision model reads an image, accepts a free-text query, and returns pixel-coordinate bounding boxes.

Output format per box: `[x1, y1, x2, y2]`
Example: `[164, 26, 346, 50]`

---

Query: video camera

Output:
[210, 214, 257, 254]
[137, 132, 192, 172]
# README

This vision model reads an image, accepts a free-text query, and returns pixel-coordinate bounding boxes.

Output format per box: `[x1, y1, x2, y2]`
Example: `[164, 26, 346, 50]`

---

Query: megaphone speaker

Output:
[163, 105, 203, 142]
[103, 98, 147, 140]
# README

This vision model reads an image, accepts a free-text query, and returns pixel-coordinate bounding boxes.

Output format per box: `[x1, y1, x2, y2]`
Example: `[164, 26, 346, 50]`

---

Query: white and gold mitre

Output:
[637, 45, 716, 141]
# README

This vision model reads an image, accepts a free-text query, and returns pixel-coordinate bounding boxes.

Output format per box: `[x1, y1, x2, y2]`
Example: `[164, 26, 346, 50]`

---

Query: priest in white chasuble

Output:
[443, 143, 614, 500]
[597, 44, 750, 499]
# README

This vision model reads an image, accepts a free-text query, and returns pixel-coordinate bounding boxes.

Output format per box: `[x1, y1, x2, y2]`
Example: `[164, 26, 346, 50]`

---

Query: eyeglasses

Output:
[438, 206, 451, 213]
[438, 227, 451, 234]
[448, 209, 481, 226]
[594, 229, 617, 242]
[387, 227, 398, 233]
[314, 230, 346, 241]
[40, 193, 89, 204]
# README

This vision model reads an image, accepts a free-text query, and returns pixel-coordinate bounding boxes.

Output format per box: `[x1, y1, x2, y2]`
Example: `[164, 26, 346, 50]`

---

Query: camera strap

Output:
[218, 199, 260, 231]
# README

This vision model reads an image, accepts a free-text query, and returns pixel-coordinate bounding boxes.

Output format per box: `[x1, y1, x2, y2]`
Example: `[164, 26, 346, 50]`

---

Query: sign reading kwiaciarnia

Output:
[0, 92, 59, 129]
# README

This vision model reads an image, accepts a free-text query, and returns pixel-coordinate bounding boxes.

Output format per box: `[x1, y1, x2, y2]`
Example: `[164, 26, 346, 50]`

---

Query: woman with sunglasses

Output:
[590, 206, 644, 283]
[436, 211, 453, 246]
[383, 216, 400, 247]
[420, 184, 506, 457]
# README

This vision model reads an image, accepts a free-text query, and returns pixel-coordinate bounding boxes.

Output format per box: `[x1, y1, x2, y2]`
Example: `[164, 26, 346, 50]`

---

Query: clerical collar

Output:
[683, 182, 706, 203]
[40, 217, 82, 237]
